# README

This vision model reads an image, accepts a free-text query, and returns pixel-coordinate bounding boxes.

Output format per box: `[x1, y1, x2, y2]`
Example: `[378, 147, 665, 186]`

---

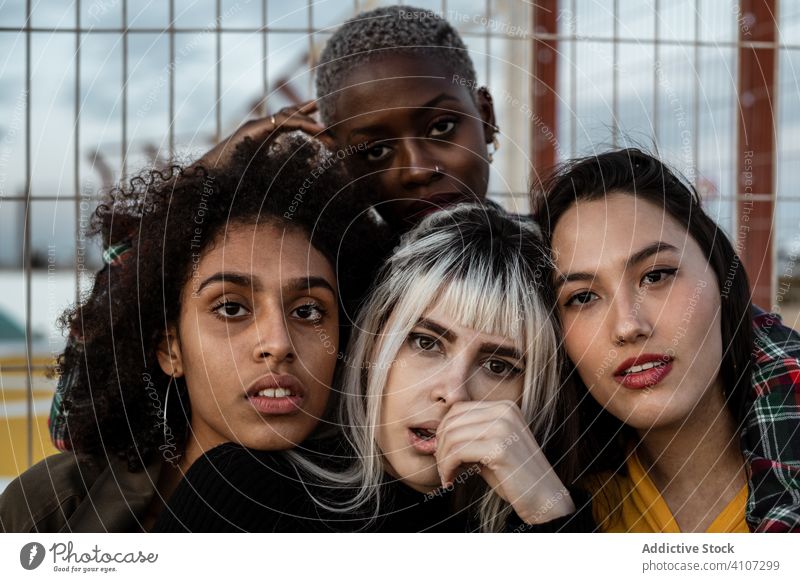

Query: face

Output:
[376, 301, 525, 493]
[328, 54, 496, 230]
[551, 193, 725, 433]
[157, 223, 339, 463]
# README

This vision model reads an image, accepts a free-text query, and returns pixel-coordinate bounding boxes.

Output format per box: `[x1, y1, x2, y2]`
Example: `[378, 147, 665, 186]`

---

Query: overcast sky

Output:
[1, 0, 799, 278]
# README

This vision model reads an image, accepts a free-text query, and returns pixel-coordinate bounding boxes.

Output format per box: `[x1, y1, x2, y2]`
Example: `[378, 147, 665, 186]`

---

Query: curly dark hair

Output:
[57, 134, 387, 471]
[315, 5, 478, 123]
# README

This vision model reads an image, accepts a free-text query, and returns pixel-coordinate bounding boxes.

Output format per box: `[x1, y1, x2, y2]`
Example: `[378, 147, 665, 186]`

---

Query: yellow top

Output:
[588, 452, 749, 533]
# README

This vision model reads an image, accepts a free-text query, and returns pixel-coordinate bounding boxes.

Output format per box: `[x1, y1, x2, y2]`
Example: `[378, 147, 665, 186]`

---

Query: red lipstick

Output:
[613, 354, 673, 390]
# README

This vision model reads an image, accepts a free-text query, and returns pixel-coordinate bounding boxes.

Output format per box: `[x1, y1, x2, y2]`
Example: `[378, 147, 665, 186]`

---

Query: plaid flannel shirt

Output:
[744, 309, 800, 532]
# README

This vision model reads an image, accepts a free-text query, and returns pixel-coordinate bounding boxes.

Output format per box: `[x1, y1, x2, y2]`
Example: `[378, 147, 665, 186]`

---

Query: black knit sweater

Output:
[152, 443, 594, 533]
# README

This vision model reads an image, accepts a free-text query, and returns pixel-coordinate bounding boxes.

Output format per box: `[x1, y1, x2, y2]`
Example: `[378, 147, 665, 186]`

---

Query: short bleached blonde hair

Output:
[332, 203, 563, 532]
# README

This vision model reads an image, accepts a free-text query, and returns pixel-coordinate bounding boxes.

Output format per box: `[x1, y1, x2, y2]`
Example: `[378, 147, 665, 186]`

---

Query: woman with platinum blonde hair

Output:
[155, 204, 591, 532]
[335, 203, 583, 531]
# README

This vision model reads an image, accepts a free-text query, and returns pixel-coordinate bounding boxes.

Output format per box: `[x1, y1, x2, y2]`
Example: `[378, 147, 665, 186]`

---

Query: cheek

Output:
[668, 278, 722, 351]
[478, 376, 524, 402]
[559, 314, 596, 369]
[295, 327, 338, 373]
[509, 378, 525, 403]
[379, 363, 421, 436]
[381, 365, 408, 423]
[693, 294, 724, 362]
[376, 391, 403, 458]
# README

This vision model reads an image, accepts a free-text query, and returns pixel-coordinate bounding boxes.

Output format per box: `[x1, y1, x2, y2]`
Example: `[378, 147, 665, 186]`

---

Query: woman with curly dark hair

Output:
[0, 135, 384, 532]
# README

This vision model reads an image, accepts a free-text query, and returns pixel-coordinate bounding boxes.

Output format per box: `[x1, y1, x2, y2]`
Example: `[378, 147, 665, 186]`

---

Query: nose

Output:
[609, 287, 653, 345]
[396, 138, 443, 189]
[429, 357, 471, 406]
[251, 311, 295, 364]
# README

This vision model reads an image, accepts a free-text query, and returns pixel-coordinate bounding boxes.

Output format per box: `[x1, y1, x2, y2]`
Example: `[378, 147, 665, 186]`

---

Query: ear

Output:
[476, 87, 498, 144]
[156, 326, 184, 378]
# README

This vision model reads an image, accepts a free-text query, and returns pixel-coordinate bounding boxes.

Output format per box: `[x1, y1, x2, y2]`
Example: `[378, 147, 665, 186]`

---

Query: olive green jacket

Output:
[0, 452, 161, 532]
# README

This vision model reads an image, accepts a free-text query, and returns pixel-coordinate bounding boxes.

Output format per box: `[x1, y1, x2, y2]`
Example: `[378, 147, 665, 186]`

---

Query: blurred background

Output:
[1, 0, 798, 490]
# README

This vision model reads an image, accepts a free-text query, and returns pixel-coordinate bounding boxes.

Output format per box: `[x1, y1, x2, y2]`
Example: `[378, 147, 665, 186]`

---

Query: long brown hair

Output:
[533, 147, 754, 475]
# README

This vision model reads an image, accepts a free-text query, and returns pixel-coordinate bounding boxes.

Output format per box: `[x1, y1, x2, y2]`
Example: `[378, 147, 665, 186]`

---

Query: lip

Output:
[407, 421, 440, 455]
[245, 373, 306, 415]
[613, 354, 673, 390]
[402, 192, 472, 222]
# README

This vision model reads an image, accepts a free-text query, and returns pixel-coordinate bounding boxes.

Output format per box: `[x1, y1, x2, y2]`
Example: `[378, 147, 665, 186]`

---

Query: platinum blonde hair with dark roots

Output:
[298, 203, 563, 532]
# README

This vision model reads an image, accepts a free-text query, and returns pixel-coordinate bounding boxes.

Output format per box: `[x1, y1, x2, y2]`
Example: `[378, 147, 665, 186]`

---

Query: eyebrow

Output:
[347, 92, 464, 141]
[195, 273, 335, 296]
[285, 276, 336, 295]
[416, 318, 455, 342]
[478, 342, 524, 362]
[197, 272, 260, 294]
[418, 92, 463, 111]
[415, 318, 524, 361]
[554, 241, 680, 289]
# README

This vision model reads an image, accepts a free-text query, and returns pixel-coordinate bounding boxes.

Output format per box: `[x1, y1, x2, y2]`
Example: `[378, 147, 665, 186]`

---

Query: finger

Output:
[444, 399, 519, 420]
[193, 108, 326, 168]
[436, 424, 499, 478]
[438, 420, 542, 485]
[439, 401, 500, 433]
[436, 436, 499, 486]
[296, 100, 319, 114]
[244, 115, 333, 148]
[440, 403, 509, 432]
[439, 400, 521, 437]
[271, 111, 332, 145]
[272, 113, 324, 132]
[275, 118, 331, 140]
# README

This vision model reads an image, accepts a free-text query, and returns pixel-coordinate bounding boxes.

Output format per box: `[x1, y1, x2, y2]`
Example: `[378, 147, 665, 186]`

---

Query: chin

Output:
[244, 428, 313, 451]
[393, 460, 439, 491]
[619, 406, 689, 432]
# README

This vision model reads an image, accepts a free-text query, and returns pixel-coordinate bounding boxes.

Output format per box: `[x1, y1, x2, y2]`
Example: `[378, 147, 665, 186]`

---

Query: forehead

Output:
[197, 223, 333, 279]
[551, 193, 695, 271]
[330, 54, 477, 125]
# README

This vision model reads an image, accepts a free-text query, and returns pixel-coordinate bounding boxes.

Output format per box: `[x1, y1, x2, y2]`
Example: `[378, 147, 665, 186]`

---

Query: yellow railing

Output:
[0, 357, 59, 484]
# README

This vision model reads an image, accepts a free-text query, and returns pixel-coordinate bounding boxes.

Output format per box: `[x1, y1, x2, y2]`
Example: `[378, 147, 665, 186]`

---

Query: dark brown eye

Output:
[429, 119, 456, 137]
[489, 359, 511, 375]
[565, 291, 598, 307]
[409, 333, 440, 352]
[292, 303, 325, 323]
[642, 268, 677, 286]
[483, 358, 523, 377]
[364, 144, 392, 162]
[212, 300, 249, 319]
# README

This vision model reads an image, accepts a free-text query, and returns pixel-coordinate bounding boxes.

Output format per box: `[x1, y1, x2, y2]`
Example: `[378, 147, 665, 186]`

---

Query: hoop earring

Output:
[488, 131, 500, 163]
[163, 375, 176, 444]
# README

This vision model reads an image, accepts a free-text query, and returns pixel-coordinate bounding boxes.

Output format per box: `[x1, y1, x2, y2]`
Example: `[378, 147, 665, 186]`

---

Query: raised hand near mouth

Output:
[434, 400, 576, 525]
